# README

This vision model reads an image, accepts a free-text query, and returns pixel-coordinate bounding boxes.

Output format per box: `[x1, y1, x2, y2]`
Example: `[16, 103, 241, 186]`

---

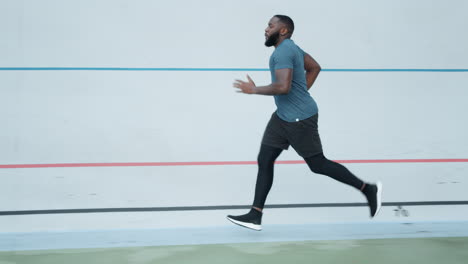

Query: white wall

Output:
[1, 0, 468, 232]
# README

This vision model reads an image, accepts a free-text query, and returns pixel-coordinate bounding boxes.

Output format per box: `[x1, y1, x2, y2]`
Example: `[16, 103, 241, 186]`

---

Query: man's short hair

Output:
[274, 15, 295, 36]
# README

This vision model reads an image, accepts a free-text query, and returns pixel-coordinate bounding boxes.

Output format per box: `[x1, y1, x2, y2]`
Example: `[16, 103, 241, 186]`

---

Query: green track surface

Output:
[1, 237, 467, 264]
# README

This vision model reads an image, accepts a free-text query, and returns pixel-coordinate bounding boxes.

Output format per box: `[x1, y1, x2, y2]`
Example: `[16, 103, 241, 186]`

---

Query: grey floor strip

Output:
[1, 201, 468, 216]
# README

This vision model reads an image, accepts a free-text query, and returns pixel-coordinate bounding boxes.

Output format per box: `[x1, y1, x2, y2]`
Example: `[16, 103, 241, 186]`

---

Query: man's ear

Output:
[280, 27, 289, 36]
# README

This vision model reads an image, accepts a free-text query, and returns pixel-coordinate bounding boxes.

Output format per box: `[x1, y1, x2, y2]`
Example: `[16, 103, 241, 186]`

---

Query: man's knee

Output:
[257, 144, 282, 167]
[304, 153, 327, 174]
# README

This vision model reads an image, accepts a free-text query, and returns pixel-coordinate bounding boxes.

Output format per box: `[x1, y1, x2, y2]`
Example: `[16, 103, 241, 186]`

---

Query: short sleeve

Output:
[273, 47, 294, 70]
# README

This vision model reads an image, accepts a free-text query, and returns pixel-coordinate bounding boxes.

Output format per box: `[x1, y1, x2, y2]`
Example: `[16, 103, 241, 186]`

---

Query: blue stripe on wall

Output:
[0, 67, 468, 72]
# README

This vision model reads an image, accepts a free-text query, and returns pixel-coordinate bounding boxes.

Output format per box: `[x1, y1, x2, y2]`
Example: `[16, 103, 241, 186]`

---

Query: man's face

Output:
[264, 17, 282, 47]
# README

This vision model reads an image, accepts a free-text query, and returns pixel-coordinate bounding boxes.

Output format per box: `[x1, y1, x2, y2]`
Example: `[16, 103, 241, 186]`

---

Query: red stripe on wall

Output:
[1, 159, 467, 169]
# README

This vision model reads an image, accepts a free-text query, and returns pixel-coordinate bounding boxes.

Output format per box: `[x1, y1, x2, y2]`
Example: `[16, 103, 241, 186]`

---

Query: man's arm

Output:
[233, 68, 292, 95]
[304, 53, 321, 90]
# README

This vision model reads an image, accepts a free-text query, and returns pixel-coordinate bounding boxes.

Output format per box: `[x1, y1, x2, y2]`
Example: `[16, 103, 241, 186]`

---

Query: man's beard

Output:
[265, 31, 280, 47]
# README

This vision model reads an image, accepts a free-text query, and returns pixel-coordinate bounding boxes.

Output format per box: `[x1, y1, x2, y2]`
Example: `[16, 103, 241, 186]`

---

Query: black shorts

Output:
[261, 112, 323, 157]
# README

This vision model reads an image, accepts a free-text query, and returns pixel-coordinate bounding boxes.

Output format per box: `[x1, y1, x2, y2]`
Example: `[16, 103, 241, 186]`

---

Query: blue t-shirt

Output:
[269, 39, 318, 122]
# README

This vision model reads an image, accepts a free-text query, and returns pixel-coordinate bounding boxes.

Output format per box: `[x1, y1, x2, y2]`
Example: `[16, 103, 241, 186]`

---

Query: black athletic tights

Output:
[252, 144, 365, 209]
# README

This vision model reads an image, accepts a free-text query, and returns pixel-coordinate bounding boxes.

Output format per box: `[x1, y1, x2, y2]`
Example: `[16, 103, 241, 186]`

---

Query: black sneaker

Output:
[227, 209, 262, 231]
[363, 181, 383, 217]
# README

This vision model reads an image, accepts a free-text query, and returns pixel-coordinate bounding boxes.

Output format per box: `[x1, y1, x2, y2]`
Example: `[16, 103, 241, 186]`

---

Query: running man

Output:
[227, 15, 382, 231]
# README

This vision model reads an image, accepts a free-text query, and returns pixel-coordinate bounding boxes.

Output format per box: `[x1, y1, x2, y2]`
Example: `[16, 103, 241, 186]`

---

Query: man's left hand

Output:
[233, 75, 256, 94]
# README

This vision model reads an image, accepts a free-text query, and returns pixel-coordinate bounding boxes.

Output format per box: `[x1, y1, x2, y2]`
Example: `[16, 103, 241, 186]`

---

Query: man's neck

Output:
[274, 37, 289, 48]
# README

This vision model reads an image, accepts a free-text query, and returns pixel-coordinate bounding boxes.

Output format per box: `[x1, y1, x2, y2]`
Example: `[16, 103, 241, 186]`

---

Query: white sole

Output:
[227, 216, 262, 231]
[375, 181, 383, 217]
